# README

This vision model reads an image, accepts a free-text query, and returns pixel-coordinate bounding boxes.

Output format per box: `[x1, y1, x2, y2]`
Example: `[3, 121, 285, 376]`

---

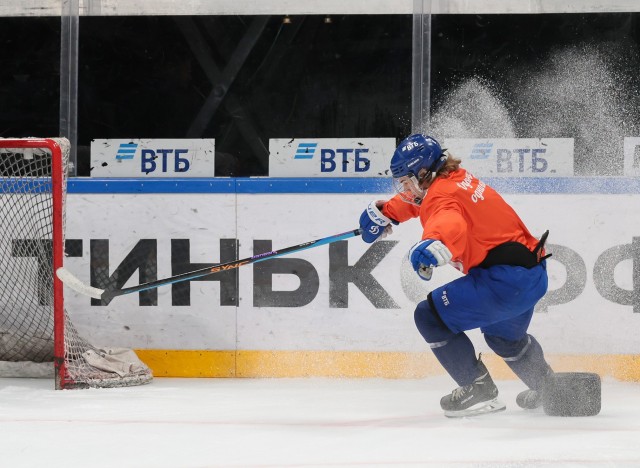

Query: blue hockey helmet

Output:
[389, 134, 446, 205]
[390, 134, 446, 179]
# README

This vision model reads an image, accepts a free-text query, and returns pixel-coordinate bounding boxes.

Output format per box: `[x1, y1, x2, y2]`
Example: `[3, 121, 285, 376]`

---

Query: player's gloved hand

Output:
[408, 239, 452, 281]
[359, 201, 398, 243]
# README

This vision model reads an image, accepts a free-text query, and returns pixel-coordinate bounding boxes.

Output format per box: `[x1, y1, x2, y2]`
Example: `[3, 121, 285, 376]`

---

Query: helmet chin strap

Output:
[409, 173, 428, 204]
[413, 171, 438, 204]
[417, 170, 437, 189]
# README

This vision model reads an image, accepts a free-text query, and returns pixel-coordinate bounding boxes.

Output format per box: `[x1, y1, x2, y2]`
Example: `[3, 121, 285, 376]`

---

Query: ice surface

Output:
[1, 376, 639, 467]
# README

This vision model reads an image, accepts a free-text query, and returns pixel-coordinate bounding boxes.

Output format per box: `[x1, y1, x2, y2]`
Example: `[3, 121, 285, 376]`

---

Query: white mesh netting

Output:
[0, 137, 152, 388]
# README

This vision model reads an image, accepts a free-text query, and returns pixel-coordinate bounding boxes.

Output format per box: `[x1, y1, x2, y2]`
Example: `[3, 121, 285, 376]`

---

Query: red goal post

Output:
[0, 137, 152, 389]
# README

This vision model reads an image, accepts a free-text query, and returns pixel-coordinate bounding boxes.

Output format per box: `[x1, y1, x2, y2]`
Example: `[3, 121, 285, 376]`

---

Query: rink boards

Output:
[61, 177, 640, 379]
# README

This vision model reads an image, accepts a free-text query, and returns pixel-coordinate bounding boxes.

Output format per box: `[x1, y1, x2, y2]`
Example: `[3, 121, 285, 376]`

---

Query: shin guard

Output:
[414, 298, 480, 386]
[485, 334, 552, 390]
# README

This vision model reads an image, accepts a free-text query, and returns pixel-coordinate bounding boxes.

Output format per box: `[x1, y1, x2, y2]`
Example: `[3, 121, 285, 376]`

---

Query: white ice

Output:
[1, 376, 639, 468]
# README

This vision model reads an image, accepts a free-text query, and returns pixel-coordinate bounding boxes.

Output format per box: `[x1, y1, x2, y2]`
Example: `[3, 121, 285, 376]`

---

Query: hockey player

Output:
[358, 134, 553, 417]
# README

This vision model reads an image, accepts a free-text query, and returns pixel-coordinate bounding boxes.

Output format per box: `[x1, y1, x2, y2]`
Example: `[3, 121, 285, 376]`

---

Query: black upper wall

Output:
[1, 13, 638, 176]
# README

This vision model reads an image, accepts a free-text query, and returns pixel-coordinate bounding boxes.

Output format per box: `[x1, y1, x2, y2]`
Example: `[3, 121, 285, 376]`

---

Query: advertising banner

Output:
[90, 139, 215, 177]
[443, 138, 574, 177]
[63, 191, 640, 356]
[269, 138, 396, 177]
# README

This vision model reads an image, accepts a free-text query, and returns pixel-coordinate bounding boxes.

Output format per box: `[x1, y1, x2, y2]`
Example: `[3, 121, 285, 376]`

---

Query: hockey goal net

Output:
[0, 137, 152, 389]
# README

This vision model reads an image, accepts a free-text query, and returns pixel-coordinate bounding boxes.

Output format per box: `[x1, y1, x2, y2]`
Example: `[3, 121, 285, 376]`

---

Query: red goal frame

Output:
[0, 138, 68, 388]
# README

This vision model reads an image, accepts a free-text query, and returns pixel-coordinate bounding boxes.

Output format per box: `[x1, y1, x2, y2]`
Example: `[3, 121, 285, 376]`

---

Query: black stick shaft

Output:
[101, 228, 362, 301]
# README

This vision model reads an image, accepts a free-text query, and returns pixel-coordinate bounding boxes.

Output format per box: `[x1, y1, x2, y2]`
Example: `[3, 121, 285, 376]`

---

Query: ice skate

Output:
[440, 357, 506, 418]
[516, 366, 552, 410]
[516, 389, 543, 410]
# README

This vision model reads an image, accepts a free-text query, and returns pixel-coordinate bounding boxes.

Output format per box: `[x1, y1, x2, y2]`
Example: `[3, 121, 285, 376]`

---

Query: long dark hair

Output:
[436, 153, 462, 177]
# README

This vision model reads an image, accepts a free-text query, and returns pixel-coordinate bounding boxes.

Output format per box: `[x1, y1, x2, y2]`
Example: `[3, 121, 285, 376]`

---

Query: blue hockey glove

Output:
[359, 201, 398, 243]
[408, 239, 453, 281]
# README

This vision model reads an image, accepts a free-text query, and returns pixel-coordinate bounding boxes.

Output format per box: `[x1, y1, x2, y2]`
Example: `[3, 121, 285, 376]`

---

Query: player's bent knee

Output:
[484, 334, 529, 359]
[414, 297, 455, 346]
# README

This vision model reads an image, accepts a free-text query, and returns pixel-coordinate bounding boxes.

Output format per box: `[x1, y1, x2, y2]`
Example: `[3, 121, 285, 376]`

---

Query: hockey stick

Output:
[56, 228, 362, 302]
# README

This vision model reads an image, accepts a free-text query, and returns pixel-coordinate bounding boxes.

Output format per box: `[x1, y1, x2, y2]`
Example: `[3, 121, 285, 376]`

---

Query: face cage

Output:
[392, 174, 426, 206]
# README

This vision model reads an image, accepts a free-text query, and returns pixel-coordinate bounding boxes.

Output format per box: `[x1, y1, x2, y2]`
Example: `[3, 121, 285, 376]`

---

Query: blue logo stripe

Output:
[294, 142, 317, 159]
[470, 143, 493, 159]
[116, 143, 138, 160]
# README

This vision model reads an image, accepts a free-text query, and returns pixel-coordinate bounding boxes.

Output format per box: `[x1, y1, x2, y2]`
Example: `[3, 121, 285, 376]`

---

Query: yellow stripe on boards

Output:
[134, 350, 640, 381]
[134, 349, 236, 377]
[235, 351, 442, 378]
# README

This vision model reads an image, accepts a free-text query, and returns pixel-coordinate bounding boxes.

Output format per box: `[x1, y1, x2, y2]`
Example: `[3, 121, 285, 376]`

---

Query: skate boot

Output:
[516, 368, 552, 410]
[440, 356, 506, 418]
[516, 389, 543, 409]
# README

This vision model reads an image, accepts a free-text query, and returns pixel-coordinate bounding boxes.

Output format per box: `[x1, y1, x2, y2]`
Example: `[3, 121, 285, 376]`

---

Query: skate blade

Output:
[444, 398, 506, 418]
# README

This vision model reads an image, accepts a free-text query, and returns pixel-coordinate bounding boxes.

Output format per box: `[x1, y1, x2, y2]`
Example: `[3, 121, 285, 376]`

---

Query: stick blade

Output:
[56, 267, 104, 299]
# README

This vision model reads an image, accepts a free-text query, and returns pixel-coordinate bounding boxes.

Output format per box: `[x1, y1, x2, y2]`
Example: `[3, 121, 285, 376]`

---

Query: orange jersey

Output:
[381, 168, 540, 274]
